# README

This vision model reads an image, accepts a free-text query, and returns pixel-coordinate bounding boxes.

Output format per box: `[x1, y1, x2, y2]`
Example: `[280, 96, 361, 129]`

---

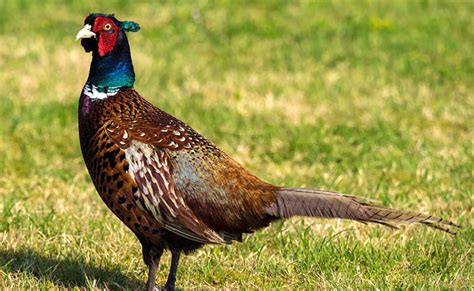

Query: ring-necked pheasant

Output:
[76, 13, 460, 290]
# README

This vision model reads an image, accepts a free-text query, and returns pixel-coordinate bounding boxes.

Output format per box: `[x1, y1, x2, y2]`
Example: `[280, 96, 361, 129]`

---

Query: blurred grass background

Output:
[0, 0, 472, 289]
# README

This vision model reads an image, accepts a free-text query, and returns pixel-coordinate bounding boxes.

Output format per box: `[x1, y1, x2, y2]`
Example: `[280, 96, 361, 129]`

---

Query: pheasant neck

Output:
[85, 36, 135, 98]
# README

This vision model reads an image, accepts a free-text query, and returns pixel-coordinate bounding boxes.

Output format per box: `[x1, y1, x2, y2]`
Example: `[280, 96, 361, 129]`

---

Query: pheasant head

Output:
[76, 13, 140, 90]
[77, 13, 140, 56]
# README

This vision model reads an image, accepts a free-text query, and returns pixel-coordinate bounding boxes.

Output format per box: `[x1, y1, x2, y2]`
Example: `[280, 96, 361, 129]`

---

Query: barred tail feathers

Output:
[266, 187, 460, 235]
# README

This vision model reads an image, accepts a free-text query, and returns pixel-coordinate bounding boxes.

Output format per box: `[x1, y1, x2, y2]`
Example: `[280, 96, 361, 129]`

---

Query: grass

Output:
[0, 0, 472, 289]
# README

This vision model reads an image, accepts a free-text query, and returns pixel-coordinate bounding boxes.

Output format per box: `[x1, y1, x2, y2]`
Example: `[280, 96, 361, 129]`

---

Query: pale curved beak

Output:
[75, 24, 96, 41]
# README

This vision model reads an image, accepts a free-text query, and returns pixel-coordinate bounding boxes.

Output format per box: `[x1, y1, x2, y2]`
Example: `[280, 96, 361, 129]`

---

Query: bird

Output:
[76, 13, 460, 290]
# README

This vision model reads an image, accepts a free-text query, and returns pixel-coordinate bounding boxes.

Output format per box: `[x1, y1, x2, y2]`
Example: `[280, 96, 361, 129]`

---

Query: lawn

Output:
[0, 0, 472, 289]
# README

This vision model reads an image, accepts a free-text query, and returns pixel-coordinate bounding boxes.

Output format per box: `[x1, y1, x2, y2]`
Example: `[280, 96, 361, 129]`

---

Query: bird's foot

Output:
[163, 283, 176, 291]
[149, 287, 176, 291]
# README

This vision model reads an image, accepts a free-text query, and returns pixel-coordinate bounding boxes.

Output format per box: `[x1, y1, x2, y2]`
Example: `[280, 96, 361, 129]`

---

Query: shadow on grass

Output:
[0, 249, 143, 289]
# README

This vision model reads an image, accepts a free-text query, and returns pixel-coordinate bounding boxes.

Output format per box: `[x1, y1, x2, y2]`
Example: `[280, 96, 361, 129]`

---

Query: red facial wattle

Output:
[93, 16, 119, 57]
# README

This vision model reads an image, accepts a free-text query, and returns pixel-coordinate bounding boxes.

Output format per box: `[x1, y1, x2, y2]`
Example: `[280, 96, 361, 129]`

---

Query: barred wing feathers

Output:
[106, 120, 225, 244]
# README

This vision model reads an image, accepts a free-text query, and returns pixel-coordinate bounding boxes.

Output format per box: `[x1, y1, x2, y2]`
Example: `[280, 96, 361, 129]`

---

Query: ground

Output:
[0, 0, 472, 289]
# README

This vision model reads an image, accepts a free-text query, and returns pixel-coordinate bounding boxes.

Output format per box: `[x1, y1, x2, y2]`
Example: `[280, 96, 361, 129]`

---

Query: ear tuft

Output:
[121, 21, 140, 32]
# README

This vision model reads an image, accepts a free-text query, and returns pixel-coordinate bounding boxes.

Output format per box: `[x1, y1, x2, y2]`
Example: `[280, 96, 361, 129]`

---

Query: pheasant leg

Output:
[142, 245, 164, 291]
[164, 250, 181, 291]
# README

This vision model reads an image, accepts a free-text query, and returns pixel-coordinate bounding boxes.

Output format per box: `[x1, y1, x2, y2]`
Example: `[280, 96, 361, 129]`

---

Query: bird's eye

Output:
[104, 23, 112, 30]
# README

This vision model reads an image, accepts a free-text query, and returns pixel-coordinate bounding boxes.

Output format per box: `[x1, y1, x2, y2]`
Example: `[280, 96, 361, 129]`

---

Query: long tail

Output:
[265, 187, 460, 235]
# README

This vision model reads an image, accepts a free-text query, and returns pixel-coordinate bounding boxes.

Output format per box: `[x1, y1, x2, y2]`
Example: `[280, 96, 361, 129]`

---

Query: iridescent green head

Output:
[76, 13, 140, 90]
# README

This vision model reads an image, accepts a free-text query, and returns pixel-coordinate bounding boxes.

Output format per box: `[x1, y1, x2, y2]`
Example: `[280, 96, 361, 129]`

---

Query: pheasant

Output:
[76, 13, 459, 290]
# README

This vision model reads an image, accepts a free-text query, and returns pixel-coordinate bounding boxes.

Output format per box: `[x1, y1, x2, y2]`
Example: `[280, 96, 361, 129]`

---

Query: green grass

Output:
[0, 0, 472, 289]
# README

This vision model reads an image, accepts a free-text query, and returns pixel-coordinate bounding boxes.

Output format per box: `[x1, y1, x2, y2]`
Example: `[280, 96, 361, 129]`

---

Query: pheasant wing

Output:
[105, 120, 225, 244]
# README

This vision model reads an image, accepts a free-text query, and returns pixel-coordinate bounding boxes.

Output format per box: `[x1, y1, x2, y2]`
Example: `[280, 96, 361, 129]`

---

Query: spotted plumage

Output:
[77, 13, 460, 291]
